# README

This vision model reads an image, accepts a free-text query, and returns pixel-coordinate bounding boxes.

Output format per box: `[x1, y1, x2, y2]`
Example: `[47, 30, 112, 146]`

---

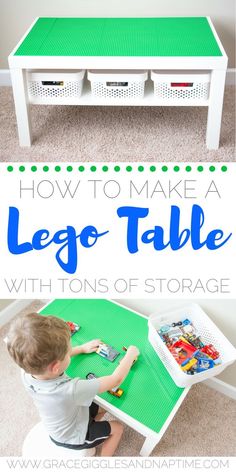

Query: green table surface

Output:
[15, 17, 222, 57]
[40, 299, 184, 434]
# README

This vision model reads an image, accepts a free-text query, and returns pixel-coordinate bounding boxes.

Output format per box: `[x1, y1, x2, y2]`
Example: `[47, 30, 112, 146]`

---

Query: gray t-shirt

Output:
[22, 370, 99, 445]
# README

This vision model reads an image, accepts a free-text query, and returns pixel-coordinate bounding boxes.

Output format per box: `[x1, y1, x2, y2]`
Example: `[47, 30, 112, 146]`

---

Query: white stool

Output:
[22, 422, 96, 457]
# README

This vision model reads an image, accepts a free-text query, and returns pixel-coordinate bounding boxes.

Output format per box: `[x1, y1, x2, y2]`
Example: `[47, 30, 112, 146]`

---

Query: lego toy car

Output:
[86, 372, 124, 397]
[66, 321, 80, 336]
[109, 386, 124, 398]
[96, 342, 119, 362]
[86, 372, 98, 381]
[201, 344, 220, 360]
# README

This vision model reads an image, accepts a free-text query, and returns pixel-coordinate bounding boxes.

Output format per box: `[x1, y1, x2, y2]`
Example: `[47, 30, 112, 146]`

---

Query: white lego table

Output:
[9, 17, 228, 149]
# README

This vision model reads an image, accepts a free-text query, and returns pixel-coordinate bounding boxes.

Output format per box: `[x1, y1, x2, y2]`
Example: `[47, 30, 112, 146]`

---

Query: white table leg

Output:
[10, 68, 32, 147]
[140, 435, 159, 456]
[206, 68, 227, 150]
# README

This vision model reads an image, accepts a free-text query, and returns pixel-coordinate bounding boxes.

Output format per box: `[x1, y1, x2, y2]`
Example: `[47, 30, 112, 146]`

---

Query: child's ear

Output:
[49, 360, 61, 374]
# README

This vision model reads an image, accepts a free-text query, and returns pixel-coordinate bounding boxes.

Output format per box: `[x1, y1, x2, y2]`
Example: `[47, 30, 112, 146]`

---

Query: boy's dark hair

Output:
[7, 313, 70, 374]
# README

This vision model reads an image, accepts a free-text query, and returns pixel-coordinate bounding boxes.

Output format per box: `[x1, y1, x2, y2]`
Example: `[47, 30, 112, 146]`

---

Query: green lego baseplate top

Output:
[40, 299, 185, 434]
[15, 17, 222, 57]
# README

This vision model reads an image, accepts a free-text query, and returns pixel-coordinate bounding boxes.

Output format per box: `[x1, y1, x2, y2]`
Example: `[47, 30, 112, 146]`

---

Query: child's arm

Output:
[98, 346, 139, 393]
[71, 339, 101, 356]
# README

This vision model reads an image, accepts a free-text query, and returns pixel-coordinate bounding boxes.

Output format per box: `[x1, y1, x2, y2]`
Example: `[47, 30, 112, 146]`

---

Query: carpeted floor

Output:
[0, 301, 235, 457]
[0, 86, 235, 162]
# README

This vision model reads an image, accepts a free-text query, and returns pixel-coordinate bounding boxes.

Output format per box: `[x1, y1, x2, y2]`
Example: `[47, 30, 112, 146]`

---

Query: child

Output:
[6, 312, 139, 456]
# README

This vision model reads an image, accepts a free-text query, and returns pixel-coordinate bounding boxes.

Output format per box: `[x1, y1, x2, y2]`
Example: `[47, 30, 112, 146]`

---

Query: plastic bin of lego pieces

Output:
[88, 70, 148, 100]
[27, 70, 85, 104]
[158, 320, 221, 377]
[148, 304, 236, 388]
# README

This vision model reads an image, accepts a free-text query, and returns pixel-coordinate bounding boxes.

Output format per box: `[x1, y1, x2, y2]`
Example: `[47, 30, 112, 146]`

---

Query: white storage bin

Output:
[148, 304, 236, 388]
[27, 70, 85, 104]
[151, 70, 210, 102]
[87, 70, 148, 100]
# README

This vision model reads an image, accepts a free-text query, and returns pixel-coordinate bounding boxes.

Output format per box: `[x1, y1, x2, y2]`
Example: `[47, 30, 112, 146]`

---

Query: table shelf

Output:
[29, 79, 210, 107]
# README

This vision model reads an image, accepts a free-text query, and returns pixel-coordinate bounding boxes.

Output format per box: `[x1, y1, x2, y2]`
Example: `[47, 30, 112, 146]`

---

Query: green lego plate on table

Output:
[40, 299, 185, 434]
[15, 17, 222, 57]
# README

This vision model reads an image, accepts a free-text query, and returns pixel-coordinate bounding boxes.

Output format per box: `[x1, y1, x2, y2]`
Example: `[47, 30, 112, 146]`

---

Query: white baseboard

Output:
[0, 300, 34, 326]
[226, 68, 236, 85]
[0, 68, 235, 87]
[204, 377, 236, 401]
[0, 69, 12, 86]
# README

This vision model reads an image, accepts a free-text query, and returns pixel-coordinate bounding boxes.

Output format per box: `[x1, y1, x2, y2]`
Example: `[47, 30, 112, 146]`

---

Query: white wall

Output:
[116, 299, 236, 388]
[0, 0, 235, 68]
[0, 300, 15, 311]
[0, 300, 34, 326]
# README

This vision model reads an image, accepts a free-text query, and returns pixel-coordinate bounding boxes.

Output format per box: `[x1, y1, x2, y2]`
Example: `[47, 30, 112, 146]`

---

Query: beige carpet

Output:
[0, 86, 235, 162]
[0, 300, 235, 457]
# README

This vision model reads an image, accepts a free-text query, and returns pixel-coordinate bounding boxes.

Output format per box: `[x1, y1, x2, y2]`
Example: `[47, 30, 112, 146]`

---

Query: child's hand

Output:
[126, 345, 140, 360]
[81, 339, 101, 354]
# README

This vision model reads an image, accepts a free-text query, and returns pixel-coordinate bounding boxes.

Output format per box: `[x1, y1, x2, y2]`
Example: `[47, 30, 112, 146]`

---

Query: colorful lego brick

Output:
[173, 339, 197, 357]
[201, 344, 220, 360]
[181, 324, 195, 334]
[183, 333, 204, 349]
[181, 357, 198, 372]
[179, 336, 192, 345]
[182, 319, 191, 326]
[171, 321, 182, 327]
[159, 324, 171, 334]
[194, 349, 211, 360]
[195, 358, 215, 372]
[168, 345, 185, 364]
